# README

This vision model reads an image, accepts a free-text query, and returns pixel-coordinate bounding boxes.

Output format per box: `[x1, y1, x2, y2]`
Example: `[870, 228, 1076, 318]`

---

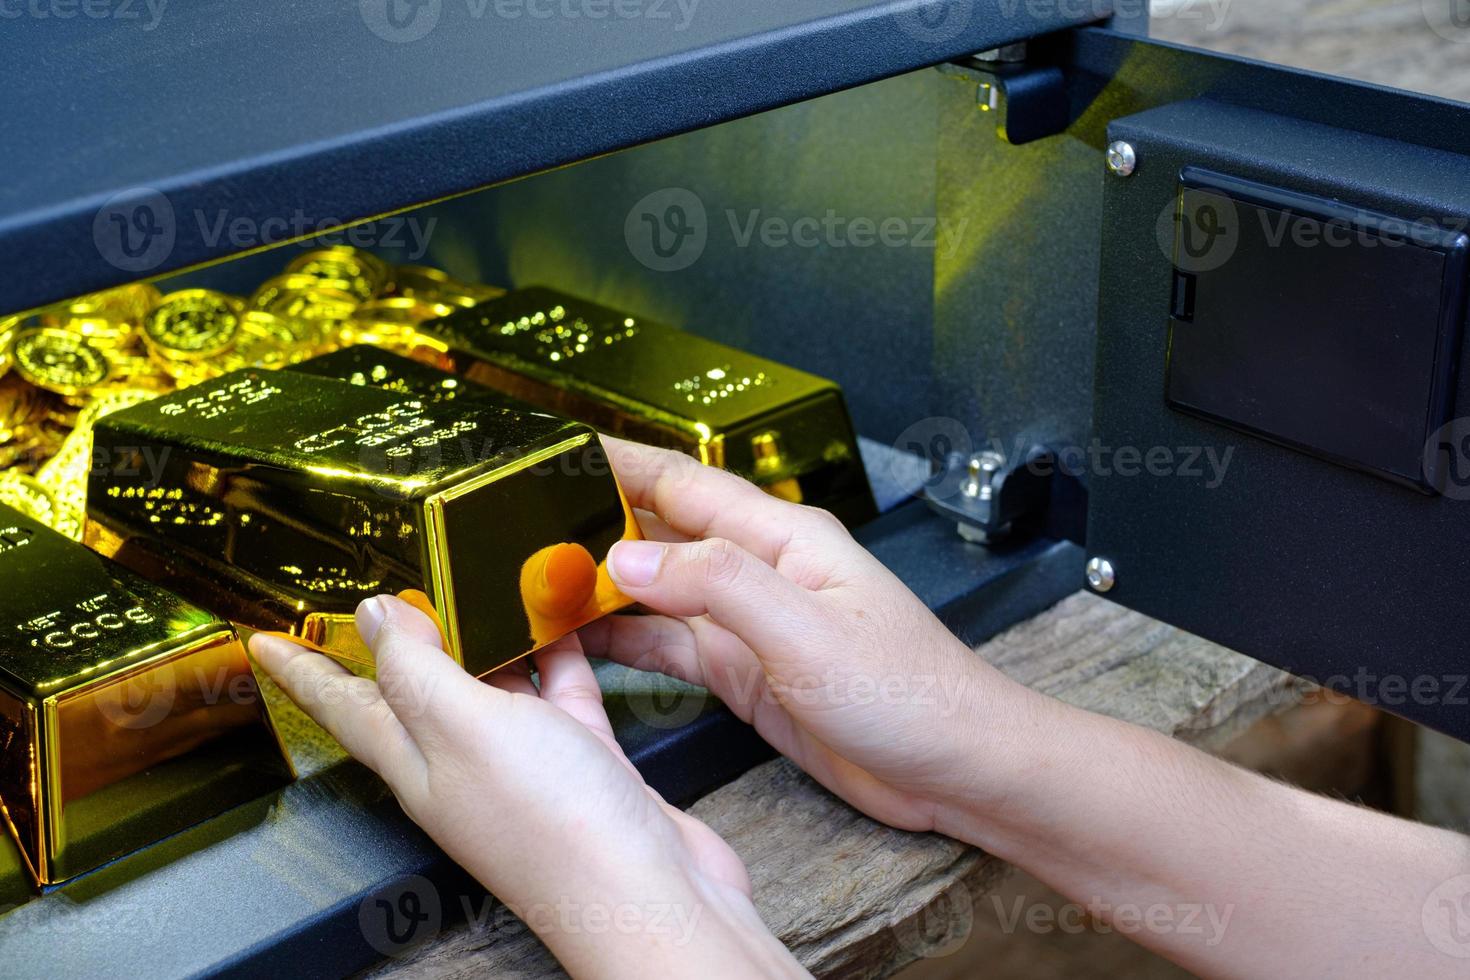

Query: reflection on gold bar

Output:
[287, 345, 527, 412]
[0, 503, 294, 885]
[419, 287, 878, 527]
[84, 369, 640, 676]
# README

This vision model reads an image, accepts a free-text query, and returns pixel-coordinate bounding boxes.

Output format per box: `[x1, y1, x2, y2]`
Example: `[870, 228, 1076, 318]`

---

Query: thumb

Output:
[606, 538, 822, 656]
[359, 594, 500, 748]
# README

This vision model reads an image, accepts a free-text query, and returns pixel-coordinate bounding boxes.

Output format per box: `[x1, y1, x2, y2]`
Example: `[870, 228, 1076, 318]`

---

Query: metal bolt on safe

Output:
[1086, 556, 1117, 593]
[1105, 141, 1137, 177]
[963, 450, 1007, 501]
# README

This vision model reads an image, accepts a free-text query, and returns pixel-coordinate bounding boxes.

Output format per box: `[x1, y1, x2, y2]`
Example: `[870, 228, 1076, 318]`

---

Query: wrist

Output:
[924, 656, 1085, 849]
[519, 862, 801, 979]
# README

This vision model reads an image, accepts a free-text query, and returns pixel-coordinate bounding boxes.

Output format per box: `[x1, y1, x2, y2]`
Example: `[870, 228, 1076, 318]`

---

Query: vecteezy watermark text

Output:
[991, 894, 1234, 947]
[0, 0, 167, 29]
[359, 0, 699, 44]
[94, 186, 438, 272]
[625, 187, 970, 272]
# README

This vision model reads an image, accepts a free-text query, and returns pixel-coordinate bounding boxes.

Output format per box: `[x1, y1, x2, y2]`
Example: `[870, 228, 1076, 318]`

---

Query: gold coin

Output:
[60, 283, 162, 325]
[0, 471, 59, 526]
[353, 296, 457, 326]
[144, 290, 243, 360]
[59, 315, 137, 351]
[287, 247, 388, 303]
[252, 275, 359, 323]
[13, 328, 112, 396]
[390, 264, 499, 308]
[0, 375, 49, 442]
[242, 309, 322, 347]
[0, 315, 17, 381]
[390, 264, 451, 295]
[96, 352, 173, 395]
[220, 312, 311, 372]
[74, 388, 159, 430]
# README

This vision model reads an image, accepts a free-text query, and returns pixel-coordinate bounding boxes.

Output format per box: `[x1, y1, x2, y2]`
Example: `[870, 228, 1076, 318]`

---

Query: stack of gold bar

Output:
[419, 286, 878, 526]
[0, 248, 527, 887]
[0, 248, 501, 546]
[0, 244, 877, 888]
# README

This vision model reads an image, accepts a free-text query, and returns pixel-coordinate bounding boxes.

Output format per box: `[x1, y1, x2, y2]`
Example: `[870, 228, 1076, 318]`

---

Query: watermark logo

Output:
[891, 417, 976, 495]
[990, 895, 1233, 946]
[1424, 0, 1470, 44]
[1425, 418, 1470, 501]
[1157, 188, 1240, 274]
[1151, 0, 1232, 32]
[625, 188, 969, 273]
[92, 187, 438, 273]
[626, 188, 708, 272]
[95, 669, 177, 731]
[896, 420, 1237, 499]
[893, 0, 972, 44]
[0, 0, 169, 29]
[360, 0, 442, 43]
[893, 881, 974, 959]
[361, 874, 444, 956]
[1423, 874, 1470, 958]
[624, 670, 709, 731]
[94, 187, 176, 273]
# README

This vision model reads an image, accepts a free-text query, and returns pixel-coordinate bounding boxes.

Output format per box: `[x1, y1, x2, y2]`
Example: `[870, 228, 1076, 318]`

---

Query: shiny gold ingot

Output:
[423, 287, 878, 526]
[0, 504, 294, 885]
[85, 369, 641, 676]
[288, 345, 525, 412]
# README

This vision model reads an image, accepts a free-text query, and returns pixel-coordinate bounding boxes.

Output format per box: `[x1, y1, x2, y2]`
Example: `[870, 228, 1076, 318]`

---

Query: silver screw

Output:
[1105, 141, 1137, 178]
[1085, 557, 1117, 593]
[963, 450, 1007, 500]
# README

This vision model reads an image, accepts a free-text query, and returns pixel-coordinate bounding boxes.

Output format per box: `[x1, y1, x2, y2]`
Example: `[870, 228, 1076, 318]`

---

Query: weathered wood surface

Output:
[368, 593, 1300, 979]
[1149, 0, 1470, 103]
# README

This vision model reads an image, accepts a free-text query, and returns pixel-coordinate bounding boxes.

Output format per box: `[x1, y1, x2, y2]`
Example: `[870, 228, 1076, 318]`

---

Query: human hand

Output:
[249, 597, 804, 978]
[587, 438, 1053, 835]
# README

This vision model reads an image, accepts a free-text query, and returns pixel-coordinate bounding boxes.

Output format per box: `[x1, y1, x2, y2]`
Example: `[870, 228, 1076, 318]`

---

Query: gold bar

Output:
[418, 287, 878, 526]
[0, 504, 294, 885]
[84, 369, 639, 676]
[286, 344, 526, 412]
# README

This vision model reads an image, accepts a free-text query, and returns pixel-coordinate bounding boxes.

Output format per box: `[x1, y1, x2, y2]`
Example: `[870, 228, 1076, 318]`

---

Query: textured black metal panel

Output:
[150, 72, 940, 446]
[0, 0, 1119, 315]
[1091, 95, 1470, 741]
[933, 61, 1106, 471]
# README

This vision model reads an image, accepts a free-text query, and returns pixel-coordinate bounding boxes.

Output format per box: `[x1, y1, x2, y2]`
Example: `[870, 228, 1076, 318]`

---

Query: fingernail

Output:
[357, 596, 387, 647]
[608, 540, 664, 588]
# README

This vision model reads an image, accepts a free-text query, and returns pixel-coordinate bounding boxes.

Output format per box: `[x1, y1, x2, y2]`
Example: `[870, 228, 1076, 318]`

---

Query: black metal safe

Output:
[5, 1, 1470, 973]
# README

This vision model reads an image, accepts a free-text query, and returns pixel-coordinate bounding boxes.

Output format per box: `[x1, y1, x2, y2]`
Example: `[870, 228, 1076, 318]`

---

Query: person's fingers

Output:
[579, 613, 775, 718]
[605, 536, 825, 658]
[532, 635, 636, 758]
[358, 595, 503, 748]
[485, 658, 538, 698]
[532, 636, 603, 720]
[578, 614, 705, 685]
[632, 507, 689, 544]
[249, 633, 422, 780]
[605, 437, 838, 565]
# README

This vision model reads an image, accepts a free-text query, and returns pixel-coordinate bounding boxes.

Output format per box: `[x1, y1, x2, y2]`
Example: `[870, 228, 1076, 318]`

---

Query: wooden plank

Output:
[368, 594, 1299, 979]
